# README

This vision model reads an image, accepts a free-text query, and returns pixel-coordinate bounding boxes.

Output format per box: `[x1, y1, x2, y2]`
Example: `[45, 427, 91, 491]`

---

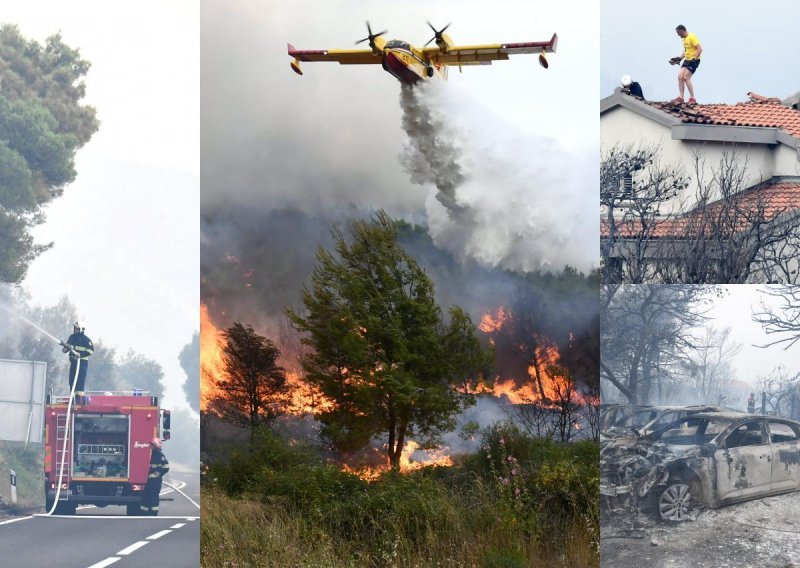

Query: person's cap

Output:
[621, 75, 632, 87]
[150, 438, 162, 449]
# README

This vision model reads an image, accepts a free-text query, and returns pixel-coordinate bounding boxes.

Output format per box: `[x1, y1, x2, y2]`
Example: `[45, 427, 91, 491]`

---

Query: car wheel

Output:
[657, 482, 694, 521]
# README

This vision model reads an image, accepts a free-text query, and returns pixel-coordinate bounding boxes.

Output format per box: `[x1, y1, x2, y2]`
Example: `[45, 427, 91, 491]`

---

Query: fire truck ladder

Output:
[46, 357, 81, 515]
[54, 413, 71, 501]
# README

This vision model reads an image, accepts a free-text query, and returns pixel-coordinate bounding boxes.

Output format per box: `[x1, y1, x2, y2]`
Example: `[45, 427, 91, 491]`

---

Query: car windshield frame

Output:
[650, 416, 733, 446]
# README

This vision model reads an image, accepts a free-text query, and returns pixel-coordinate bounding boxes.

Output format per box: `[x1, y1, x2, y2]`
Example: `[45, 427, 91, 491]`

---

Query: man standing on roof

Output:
[140, 438, 170, 516]
[670, 25, 702, 105]
[62, 322, 94, 395]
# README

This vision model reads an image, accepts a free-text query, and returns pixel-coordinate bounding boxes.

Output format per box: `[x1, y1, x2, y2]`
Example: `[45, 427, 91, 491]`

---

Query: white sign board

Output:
[0, 359, 47, 444]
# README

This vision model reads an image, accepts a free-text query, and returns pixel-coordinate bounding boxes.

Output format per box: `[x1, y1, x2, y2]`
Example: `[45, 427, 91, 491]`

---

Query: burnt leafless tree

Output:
[601, 145, 687, 284]
[755, 366, 800, 419]
[508, 364, 586, 443]
[679, 326, 742, 402]
[753, 286, 800, 349]
[601, 285, 715, 404]
[657, 150, 800, 283]
[602, 145, 800, 284]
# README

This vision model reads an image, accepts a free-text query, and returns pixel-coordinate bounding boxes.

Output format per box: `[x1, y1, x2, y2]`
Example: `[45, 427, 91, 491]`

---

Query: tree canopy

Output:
[0, 25, 98, 282]
[288, 212, 490, 468]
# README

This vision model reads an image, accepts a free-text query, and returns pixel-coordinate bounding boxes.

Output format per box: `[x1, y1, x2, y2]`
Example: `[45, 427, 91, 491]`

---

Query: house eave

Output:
[601, 90, 800, 150]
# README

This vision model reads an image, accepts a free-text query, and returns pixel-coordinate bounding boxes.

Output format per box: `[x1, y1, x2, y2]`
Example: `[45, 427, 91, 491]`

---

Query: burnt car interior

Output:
[656, 418, 726, 446]
[769, 422, 799, 443]
[724, 421, 765, 448]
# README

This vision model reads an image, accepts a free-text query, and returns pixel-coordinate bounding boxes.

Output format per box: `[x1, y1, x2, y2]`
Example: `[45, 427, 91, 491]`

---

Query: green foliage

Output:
[202, 429, 599, 567]
[0, 25, 98, 283]
[0, 441, 42, 508]
[480, 549, 528, 568]
[288, 212, 490, 467]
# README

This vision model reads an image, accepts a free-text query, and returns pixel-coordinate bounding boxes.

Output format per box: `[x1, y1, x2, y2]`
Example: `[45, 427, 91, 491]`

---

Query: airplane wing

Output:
[422, 33, 557, 66]
[287, 44, 382, 65]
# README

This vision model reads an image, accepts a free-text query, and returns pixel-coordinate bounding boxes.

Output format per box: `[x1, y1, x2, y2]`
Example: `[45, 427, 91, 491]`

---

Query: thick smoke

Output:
[398, 83, 466, 211]
[398, 81, 596, 273]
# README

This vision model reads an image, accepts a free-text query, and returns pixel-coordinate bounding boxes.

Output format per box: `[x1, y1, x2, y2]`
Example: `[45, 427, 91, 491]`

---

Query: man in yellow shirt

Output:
[670, 25, 702, 104]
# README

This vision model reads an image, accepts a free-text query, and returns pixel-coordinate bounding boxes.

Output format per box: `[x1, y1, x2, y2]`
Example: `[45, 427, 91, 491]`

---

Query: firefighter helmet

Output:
[621, 75, 632, 87]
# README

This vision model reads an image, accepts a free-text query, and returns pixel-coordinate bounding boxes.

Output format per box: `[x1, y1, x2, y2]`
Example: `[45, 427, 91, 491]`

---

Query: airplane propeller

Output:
[355, 21, 387, 50]
[424, 21, 452, 47]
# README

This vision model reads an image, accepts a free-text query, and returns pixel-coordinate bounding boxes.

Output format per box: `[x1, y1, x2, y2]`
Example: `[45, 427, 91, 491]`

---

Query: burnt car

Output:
[601, 412, 800, 521]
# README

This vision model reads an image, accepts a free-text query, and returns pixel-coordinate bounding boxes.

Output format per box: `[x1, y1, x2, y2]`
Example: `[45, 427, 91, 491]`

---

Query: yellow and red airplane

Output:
[288, 22, 557, 84]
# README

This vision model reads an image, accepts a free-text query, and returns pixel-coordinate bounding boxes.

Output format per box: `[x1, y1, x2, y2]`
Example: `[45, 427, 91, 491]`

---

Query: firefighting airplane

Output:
[288, 22, 557, 84]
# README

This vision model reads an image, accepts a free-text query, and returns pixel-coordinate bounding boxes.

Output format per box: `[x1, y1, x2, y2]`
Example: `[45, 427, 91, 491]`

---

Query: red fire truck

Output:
[44, 391, 171, 515]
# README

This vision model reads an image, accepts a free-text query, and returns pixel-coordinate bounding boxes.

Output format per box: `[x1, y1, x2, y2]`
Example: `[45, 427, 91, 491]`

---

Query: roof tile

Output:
[646, 99, 800, 137]
[603, 181, 800, 238]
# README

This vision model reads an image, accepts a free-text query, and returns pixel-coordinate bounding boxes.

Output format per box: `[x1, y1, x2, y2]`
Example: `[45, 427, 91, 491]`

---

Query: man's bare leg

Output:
[677, 68, 686, 99]
[684, 70, 696, 100]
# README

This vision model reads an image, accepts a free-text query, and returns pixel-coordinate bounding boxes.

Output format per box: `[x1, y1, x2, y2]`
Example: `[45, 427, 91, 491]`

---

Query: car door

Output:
[768, 420, 800, 492]
[715, 419, 772, 503]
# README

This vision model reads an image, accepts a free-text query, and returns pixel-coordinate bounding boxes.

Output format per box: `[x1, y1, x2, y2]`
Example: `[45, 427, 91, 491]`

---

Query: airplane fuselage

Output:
[381, 44, 445, 84]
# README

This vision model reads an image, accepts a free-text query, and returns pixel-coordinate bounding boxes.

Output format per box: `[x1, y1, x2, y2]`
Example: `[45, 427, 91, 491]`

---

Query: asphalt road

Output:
[0, 469, 200, 568]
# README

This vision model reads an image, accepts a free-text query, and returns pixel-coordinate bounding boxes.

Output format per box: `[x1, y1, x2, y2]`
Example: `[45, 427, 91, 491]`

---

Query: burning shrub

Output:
[202, 427, 600, 566]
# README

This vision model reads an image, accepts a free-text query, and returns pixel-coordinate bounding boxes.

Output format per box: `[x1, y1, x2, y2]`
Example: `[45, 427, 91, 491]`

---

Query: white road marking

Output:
[146, 529, 172, 540]
[169, 522, 185, 529]
[117, 541, 149, 555]
[33, 514, 200, 520]
[86, 558, 120, 568]
[0, 516, 33, 526]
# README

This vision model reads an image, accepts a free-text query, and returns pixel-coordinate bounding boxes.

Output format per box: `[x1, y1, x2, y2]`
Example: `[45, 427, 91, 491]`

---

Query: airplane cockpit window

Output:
[386, 40, 411, 50]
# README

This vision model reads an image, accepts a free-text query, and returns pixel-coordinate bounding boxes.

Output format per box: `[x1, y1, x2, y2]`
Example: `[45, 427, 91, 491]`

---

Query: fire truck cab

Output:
[44, 391, 170, 515]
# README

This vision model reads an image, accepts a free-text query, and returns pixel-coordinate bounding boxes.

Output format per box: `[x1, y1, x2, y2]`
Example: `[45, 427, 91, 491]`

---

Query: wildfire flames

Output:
[200, 303, 223, 410]
[202, 302, 587, 480]
[476, 307, 585, 407]
[201, 303, 332, 414]
[341, 440, 454, 482]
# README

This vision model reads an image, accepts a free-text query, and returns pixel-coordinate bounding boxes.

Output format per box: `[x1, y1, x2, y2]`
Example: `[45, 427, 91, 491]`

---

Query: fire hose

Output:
[45, 350, 81, 516]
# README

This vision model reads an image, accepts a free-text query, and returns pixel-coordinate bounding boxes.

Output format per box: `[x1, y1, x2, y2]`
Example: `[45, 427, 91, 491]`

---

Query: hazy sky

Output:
[601, 0, 800, 103]
[5, 1, 199, 410]
[202, 0, 599, 272]
[704, 286, 798, 387]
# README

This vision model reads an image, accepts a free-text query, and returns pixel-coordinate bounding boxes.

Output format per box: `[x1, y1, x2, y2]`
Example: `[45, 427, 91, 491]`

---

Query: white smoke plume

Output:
[398, 81, 596, 273]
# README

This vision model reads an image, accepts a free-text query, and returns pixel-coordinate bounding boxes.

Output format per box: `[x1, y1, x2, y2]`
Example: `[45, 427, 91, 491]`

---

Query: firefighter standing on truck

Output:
[141, 437, 169, 516]
[62, 322, 94, 394]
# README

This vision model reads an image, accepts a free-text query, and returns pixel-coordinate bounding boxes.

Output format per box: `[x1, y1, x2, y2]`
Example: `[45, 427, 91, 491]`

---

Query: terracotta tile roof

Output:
[646, 99, 800, 137]
[602, 181, 800, 239]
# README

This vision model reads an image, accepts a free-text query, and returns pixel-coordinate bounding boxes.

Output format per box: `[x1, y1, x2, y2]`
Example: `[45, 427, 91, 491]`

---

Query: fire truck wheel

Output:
[54, 501, 77, 515]
[127, 503, 144, 516]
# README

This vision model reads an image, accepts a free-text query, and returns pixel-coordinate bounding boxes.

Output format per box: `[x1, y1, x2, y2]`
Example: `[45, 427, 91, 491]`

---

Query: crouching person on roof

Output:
[141, 438, 169, 516]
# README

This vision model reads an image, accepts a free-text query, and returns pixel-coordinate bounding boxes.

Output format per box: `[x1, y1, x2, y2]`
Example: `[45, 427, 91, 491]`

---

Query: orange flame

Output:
[341, 440, 454, 481]
[478, 306, 509, 333]
[200, 303, 224, 411]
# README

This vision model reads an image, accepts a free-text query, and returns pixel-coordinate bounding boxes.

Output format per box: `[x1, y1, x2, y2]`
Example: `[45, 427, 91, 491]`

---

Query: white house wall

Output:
[601, 104, 795, 211]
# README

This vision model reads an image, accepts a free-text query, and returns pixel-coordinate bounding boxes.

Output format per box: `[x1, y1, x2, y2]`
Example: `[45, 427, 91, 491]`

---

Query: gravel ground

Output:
[602, 491, 800, 567]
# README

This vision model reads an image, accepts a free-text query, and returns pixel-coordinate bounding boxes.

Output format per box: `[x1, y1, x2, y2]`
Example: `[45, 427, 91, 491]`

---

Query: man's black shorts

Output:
[681, 59, 700, 74]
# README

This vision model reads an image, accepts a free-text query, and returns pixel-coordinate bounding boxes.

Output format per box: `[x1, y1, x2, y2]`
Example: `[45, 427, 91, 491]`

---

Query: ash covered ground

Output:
[602, 491, 800, 567]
